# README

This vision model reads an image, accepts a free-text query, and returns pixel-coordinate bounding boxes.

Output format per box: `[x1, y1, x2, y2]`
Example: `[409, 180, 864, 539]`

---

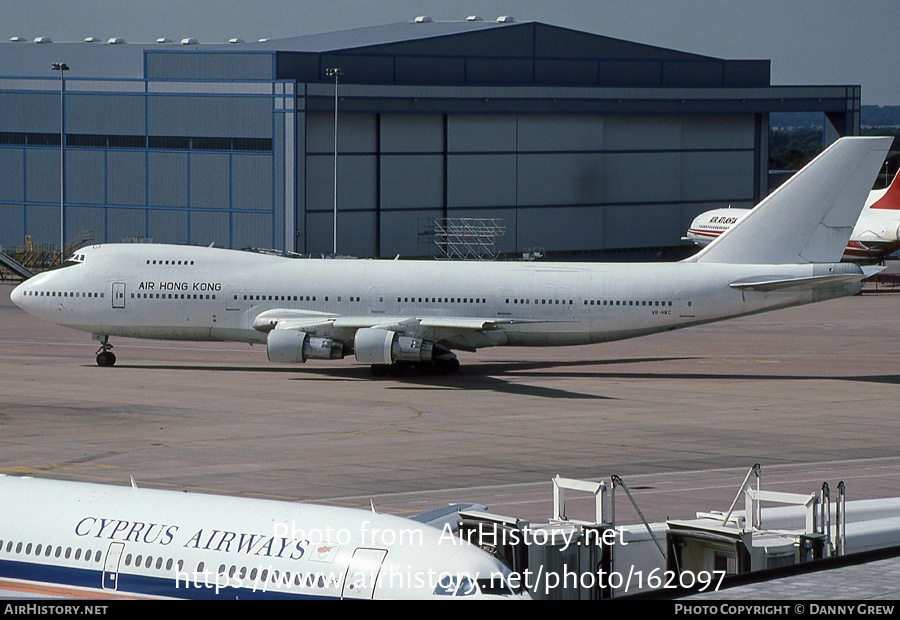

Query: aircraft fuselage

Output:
[12, 243, 865, 355]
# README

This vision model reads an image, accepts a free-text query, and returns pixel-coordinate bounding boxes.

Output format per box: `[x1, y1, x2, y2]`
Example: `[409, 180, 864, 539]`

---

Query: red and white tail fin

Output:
[868, 165, 900, 210]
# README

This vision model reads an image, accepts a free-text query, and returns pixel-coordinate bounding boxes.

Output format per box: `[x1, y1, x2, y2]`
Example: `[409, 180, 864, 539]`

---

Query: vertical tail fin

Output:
[868, 162, 900, 210]
[689, 136, 893, 265]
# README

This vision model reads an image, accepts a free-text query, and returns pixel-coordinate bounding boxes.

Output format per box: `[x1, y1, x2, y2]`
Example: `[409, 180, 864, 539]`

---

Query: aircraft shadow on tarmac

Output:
[98, 355, 900, 400]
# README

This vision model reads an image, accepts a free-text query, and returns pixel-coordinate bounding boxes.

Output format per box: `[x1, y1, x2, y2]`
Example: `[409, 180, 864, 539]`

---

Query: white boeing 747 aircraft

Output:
[686, 160, 900, 263]
[10, 137, 892, 373]
[0, 475, 525, 599]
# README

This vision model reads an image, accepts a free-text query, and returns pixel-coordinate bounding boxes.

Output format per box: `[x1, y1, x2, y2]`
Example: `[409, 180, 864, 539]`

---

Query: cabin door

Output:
[678, 295, 695, 318]
[341, 547, 387, 599]
[369, 285, 386, 314]
[112, 282, 126, 309]
[102, 542, 125, 591]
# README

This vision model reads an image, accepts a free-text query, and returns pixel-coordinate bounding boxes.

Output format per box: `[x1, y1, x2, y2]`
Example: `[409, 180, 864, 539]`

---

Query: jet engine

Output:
[266, 329, 345, 363]
[353, 328, 434, 364]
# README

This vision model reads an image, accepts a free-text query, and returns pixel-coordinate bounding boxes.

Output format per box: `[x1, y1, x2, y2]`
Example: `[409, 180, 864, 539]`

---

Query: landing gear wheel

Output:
[435, 357, 460, 374]
[96, 351, 116, 367]
[94, 335, 115, 367]
[370, 364, 390, 377]
[389, 361, 412, 376]
[414, 357, 460, 375]
[371, 354, 459, 377]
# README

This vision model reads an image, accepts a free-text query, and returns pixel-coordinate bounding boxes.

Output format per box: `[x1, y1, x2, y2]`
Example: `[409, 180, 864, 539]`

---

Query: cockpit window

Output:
[42, 252, 86, 273]
[432, 574, 513, 597]
[476, 576, 518, 596]
[457, 576, 478, 596]
[433, 575, 457, 596]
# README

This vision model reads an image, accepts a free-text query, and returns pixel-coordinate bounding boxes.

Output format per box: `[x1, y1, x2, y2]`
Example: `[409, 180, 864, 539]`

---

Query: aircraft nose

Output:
[10, 280, 26, 308]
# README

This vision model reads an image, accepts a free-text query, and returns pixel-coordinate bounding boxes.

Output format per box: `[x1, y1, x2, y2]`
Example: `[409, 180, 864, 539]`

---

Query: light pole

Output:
[325, 67, 343, 255]
[51, 62, 69, 263]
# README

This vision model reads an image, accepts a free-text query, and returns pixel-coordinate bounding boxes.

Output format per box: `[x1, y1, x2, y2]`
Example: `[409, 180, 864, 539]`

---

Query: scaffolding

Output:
[6, 230, 94, 275]
[418, 217, 506, 260]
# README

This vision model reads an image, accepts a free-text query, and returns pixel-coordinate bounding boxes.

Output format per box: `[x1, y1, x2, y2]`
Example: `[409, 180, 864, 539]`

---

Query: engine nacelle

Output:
[266, 330, 344, 363]
[353, 328, 434, 365]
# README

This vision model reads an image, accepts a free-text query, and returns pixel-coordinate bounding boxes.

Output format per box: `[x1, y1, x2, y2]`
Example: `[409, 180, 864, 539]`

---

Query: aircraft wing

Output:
[253, 309, 560, 351]
[252, 309, 338, 333]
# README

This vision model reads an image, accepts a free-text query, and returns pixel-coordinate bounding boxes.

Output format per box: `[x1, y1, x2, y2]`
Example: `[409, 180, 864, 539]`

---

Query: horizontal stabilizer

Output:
[729, 273, 866, 292]
[691, 137, 893, 265]
[861, 265, 888, 278]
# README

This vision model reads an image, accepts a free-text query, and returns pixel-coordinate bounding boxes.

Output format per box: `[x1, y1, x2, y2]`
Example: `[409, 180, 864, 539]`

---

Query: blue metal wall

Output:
[0, 75, 279, 253]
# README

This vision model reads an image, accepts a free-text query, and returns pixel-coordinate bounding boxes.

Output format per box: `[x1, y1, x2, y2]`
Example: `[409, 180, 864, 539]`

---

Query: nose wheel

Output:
[94, 335, 116, 367]
[96, 351, 116, 366]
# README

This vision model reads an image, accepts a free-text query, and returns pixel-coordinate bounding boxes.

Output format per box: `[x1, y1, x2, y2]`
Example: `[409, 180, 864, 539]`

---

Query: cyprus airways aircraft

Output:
[10, 137, 892, 373]
[685, 164, 900, 263]
[0, 475, 525, 599]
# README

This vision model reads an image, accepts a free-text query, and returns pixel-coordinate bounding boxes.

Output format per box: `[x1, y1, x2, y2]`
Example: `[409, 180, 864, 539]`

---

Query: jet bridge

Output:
[457, 476, 613, 600]
[456, 476, 668, 600]
[665, 465, 837, 578]
[454, 469, 900, 600]
[666, 468, 900, 581]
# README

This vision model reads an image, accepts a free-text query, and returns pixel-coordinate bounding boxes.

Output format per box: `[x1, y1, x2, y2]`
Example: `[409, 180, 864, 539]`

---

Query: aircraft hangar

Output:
[0, 18, 860, 259]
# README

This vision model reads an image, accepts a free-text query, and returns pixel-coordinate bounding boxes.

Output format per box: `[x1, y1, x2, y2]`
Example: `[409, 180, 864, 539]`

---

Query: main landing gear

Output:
[369, 355, 460, 377]
[94, 335, 116, 367]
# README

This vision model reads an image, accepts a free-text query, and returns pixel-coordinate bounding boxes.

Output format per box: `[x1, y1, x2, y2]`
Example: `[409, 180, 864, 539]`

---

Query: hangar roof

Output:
[244, 19, 712, 60]
[247, 19, 522, 53]
[0, 20, 770, 89]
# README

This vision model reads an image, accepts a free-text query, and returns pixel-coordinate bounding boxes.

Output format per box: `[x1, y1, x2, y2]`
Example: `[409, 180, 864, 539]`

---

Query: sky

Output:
[3, 0, 899, 105]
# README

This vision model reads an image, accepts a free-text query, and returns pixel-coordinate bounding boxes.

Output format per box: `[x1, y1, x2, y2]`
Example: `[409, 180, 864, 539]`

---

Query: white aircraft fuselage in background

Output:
[686, 167, 900, 263]
[0, 476, 523, 599]
[10, 137, 894, 371]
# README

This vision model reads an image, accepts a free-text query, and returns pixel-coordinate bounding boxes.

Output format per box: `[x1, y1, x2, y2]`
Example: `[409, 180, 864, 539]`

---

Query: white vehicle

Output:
[0, 475, 525, 599]
[686, 161, 900, 263]
[11, 137, 892, 373]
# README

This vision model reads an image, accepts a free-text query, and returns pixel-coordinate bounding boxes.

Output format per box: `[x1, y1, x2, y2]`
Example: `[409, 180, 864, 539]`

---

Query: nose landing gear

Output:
[93, 334, 116, 367]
